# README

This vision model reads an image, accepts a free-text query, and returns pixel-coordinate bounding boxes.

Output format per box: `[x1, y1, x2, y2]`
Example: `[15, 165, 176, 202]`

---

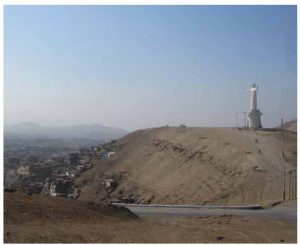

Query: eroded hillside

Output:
[77, 127, 297, 205]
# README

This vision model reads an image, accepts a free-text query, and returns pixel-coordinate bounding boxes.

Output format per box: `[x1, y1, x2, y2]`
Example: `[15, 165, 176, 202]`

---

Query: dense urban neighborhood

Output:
[4, 137, 118, 201]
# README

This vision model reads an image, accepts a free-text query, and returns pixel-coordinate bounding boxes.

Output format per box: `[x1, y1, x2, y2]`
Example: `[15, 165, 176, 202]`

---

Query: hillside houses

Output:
[4, 140, 121, 200]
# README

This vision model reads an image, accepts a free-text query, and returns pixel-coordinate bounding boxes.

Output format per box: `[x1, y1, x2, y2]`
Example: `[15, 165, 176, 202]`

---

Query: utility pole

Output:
[295, 170, 297, 199]
[289, 170, 292, 200]
[282, 119, 286, 201]
[292, 170, 296, 200]
[283, 166, 286, 201]
[281, 118, 285, 159]
[236, 112, 238, 128]
[291, 171, 294, 200]
[243, 111, 247, 128]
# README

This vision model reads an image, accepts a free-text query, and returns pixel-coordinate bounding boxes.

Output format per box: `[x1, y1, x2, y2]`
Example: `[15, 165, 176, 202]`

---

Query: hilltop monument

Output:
[247, 83, 262, 128]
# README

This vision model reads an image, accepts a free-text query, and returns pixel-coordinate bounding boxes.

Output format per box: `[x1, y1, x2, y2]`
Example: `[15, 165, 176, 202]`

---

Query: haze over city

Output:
[4, 4, 298, 243]
[4, 5, 297, 131]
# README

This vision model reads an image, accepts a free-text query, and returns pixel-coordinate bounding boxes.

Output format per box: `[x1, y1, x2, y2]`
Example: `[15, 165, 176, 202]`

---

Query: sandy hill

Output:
[4, 192, 135, 224]
[4, 192, 136, 243]
[77, 127, 297, 206]
[283, 119, 297, 132]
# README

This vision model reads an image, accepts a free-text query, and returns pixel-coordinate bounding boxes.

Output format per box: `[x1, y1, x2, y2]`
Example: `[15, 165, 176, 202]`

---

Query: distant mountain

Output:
[4, 122, 129, 141]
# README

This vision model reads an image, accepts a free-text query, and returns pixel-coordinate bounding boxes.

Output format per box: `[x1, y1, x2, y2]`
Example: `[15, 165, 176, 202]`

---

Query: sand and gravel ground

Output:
[5, 213, 297, 243]
[4, 192, 297, 243]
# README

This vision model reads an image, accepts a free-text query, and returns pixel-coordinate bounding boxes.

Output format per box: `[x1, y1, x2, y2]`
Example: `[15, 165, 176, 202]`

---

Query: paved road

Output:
[114, 202, 297, 223]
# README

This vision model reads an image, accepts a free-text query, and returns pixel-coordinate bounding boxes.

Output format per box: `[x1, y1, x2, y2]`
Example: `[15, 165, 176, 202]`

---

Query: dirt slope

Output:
[77, 127, 297, 205]
[283, 119, 297, 132]
[4, 192, 136, 224]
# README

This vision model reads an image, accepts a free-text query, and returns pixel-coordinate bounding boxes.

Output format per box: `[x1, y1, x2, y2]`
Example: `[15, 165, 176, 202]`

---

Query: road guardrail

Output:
[112, 203, 263, 210]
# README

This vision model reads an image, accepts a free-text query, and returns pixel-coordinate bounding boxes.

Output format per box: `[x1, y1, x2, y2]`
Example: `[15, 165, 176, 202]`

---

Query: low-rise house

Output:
[50, 179, 74, 197]
[107, 152, 115, 158]
[51, 155, 65, 163]
[20, 180, 44, 194]
[104, 179, 118, 191]
[68, 188, 80, 199]
[16, 164, 29, 176]
[49, 183, 57, 197]
[28, 182, 44, 194]
[43, 159, 59, 166]
[29, 164, 52, 180]
[65, 171, 75, 178]
[100, 152, 116, 160]
[122, 196, 135, 204]
[76, 165, 87, 173]
[41, 180, 50, 195]
[66, 153, 80, 165]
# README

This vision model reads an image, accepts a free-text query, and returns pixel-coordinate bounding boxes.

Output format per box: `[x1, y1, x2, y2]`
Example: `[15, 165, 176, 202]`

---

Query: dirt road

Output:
[114, 201, 297, 223]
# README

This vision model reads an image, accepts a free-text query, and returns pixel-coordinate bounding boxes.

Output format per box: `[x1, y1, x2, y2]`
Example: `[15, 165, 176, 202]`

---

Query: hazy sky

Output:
[4, 5, 297, 131]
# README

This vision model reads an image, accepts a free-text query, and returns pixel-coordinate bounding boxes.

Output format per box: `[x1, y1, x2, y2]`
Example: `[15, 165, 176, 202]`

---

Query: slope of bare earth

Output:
[4, 192, 296, 243]
[77, 127, 297, 205]
[283, 119, 297, 132]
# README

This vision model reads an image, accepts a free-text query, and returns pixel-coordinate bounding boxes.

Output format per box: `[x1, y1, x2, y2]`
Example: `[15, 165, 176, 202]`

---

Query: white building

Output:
[49, 183, 57, 197]
[100, 151, 116, 160]
[16, 164, 29, 176]
[107, 152, 115, 158]
[247, 83, 262, 128]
